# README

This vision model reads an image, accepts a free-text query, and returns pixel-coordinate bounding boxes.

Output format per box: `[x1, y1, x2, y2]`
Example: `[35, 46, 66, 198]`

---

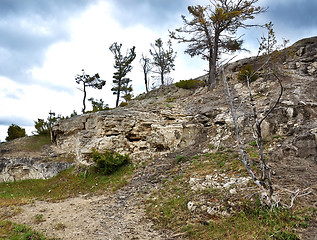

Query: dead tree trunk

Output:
[222, 67, 283, 206]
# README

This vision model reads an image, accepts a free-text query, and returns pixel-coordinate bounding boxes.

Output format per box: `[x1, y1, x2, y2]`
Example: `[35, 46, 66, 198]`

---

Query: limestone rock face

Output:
[0, 157, 73, 182]
[52, 107, 205, 164]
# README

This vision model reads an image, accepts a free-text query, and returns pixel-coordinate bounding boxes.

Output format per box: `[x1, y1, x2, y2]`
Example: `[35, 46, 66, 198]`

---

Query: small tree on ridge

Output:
[109, 42, 136, 107]
[149, 38, 176, 86]
[140, 53, 152, 93]
[75, 69, 106, 113]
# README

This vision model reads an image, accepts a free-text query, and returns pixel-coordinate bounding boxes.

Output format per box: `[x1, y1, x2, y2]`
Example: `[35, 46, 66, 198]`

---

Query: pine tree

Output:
[109, 42, 136, 107]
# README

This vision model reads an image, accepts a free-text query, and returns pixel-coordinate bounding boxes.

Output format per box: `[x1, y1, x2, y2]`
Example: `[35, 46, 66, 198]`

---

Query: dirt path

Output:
[10, 192, 165, 240]
[8, 153, 182, 240]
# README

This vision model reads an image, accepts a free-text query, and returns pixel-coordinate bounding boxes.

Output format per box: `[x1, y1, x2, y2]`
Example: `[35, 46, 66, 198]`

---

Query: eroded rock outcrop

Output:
[0, 137, 75, 182]
[52, 106, 206, 164]
[0, 157, 73, 182]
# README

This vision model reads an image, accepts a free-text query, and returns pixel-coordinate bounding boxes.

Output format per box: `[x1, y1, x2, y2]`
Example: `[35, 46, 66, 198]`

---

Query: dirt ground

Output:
[6, 152, 182, 240]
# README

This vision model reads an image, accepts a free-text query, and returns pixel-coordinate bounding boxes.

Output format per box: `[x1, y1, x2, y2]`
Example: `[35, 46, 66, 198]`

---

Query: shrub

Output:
[175, 79, 205, 89]
[91, 149, 130, 175]
[6, 124, 26, 141]
[87, 98, 109, 112]
[119, 102, 128, 107]
[238, 64, 258, 83]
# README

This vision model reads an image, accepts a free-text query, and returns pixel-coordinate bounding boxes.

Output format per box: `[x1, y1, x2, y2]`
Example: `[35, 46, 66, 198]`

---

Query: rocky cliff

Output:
[1, 37, 317, 240]
[52, 37, 317, 168]
[1, 37, 316, 186]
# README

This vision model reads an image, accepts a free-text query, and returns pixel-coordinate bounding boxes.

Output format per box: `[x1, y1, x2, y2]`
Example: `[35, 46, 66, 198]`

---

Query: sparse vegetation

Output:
[175, 155, 189, 163]
[91, 149, 131, 175]
[6, 124, 26, 141]
[87, 97, 109, 112]
[238, 64, 259, 83]
[119, 102, 128, 107]
[33, 214, 45, 224]
[146, 149, 314, 239]
[54, 222, 66, 231]
[0, 220, 52, 239]
[0, 164, 134, 207]
[24, 135, 52, 152]
[166, 97, 175, 103]
[175, 79, 205, 89]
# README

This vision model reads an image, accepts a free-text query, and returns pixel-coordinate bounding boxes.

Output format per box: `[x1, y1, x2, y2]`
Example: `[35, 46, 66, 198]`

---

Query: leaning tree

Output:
[75, 69, 106, 113]
[170, 0, 266, 89]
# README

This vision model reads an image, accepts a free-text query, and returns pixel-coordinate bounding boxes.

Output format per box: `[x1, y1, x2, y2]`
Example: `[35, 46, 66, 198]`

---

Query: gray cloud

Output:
[0, 0, 98, 86]
[0, 116, 33, 127]
[108, 0, 193, 29]
[267, 0, 317, 29]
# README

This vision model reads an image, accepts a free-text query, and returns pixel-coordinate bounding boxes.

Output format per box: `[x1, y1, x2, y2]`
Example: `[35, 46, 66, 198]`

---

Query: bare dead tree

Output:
[222, 23, 285, 206]
[140, 53, 152, 93]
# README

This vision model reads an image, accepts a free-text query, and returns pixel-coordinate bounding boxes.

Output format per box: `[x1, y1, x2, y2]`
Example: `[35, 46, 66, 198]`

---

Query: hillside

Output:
[0, 37, 316, 239]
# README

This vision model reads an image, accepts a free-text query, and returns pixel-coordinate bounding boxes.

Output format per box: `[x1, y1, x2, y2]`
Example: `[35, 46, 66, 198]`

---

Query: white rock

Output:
[187, 201, 196, 212]
[229, 188, 237, 194]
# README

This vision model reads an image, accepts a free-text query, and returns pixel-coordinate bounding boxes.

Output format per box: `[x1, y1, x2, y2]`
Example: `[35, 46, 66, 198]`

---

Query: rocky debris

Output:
[0, 157, 73, 182]
[187, 172, 251, 217]
[189, 172, 251, 191]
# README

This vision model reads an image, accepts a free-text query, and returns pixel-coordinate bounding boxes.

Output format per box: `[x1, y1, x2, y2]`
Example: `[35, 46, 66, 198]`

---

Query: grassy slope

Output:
[146, 148, 316, 240]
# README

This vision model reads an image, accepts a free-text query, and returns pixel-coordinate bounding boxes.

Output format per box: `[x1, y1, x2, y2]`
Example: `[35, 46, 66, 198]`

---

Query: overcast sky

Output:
[0, 0, 316, 142]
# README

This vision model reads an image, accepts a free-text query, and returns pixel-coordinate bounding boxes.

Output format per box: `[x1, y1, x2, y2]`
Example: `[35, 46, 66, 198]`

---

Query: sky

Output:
[0, 0, 317, 142]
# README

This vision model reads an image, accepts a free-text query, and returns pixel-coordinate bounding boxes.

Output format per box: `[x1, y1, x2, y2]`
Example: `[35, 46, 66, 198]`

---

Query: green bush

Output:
[238, 64, 258, 83]
[119, 102, 128, 107]
[91, 149, 130, 175]
[175, 79, 205, 89]
[87, 98, 109, 112]
[6, 124, 26, 141]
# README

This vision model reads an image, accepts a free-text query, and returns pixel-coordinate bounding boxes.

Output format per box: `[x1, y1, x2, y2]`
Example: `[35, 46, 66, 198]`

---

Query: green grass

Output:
[0, 164, 134, 207]
[190, 150, 246, 175]
[0, 220, 54, 240]
[3, 135, 52, 153]
[146, 149, 314, 239]
[22, 135, 52, 152]
[0, 161, 134, 239]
